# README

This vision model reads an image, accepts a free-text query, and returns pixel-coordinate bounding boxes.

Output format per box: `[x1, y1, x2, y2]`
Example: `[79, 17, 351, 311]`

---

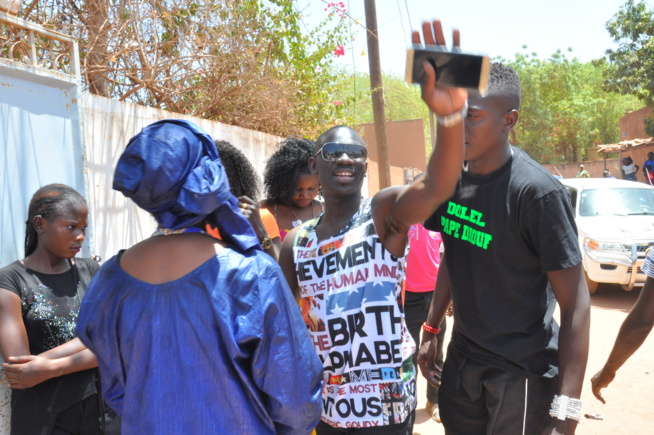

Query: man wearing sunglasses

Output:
[279, 20, 466, 435]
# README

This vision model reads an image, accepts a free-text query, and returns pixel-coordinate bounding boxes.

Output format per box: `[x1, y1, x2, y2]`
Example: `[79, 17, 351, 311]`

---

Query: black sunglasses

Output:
[314, 142, 368, 162]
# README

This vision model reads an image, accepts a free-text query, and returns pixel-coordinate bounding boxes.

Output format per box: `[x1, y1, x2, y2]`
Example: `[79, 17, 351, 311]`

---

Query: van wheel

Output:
[585, 272, 598, 294]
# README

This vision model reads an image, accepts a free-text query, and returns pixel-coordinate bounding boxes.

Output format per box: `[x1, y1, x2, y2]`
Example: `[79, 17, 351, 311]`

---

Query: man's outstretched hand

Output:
[590, 367, 615, 404]
[417, 332, 442, 388]
[411, 20, 468, 117]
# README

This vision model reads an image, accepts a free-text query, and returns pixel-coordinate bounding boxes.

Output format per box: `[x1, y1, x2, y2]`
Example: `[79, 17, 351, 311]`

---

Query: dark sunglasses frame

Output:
[314, 142, 368, 162]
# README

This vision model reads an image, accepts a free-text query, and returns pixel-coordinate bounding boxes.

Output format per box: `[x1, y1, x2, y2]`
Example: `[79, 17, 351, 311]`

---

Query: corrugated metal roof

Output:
[597, 138, 654, 153]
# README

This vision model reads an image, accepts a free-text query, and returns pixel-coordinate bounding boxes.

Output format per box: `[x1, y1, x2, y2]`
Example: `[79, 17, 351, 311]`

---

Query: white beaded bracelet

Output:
[549, 395, 582, 421]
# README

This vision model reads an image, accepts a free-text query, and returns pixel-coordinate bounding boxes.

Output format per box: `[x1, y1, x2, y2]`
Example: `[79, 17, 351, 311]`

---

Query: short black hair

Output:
[486, 62, 521, 110]
[316, 125, 365, 148]
[25, 184, 86, 257]
[214, 140, 261, 201]
[264, 137, 315, 204]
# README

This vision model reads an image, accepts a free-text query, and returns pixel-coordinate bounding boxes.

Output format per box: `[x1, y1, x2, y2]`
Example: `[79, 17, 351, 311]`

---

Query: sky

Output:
[296, 0, 633, 77]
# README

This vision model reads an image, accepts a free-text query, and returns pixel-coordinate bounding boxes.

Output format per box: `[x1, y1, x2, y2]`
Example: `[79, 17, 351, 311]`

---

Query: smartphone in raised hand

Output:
[406, 46, 490, 94]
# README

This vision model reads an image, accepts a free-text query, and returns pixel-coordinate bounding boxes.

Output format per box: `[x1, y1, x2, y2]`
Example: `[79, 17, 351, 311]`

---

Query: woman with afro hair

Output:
[260, 137, 322, 242]
[208, 140, 282, 260]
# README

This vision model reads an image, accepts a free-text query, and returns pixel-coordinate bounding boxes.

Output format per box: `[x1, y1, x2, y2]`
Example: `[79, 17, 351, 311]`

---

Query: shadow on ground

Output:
[590, 284, 641, 312]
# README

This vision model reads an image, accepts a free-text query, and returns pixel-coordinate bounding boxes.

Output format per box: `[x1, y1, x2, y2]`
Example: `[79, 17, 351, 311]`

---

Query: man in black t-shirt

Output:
[418, 63, 590, 435]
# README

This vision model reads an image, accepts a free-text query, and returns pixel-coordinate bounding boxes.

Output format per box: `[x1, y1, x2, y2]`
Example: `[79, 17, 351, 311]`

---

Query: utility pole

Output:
[364, 0, 391, 190]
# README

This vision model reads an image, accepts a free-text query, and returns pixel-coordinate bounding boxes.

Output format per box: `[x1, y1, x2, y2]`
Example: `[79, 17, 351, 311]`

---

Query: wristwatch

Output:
[261, 236, 272, 250]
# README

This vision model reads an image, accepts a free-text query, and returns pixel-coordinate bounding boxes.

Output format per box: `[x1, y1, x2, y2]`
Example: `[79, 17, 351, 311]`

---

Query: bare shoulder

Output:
[121, 234, 226, 284]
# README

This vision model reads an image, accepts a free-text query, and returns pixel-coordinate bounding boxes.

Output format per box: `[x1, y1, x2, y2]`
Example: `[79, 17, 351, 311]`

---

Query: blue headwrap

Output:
[113, 119, 261, 252]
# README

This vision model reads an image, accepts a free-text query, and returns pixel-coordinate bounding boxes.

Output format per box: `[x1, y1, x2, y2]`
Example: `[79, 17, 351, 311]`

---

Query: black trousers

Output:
[439, 345, 556, 435]
[404, 290, 446, 404]
[52, 393, 120, 435]
[51, 394, 103, 435]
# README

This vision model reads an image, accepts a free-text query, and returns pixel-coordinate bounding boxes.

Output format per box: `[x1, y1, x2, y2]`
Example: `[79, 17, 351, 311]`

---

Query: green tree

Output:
[604, 0, 654, 136]
[506, 48, 640, 164]
[333, 56, 639, 165]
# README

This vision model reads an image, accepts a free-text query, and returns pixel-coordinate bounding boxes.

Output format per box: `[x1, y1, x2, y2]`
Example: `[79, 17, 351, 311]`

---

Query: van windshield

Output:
[579, 188, 654, 216]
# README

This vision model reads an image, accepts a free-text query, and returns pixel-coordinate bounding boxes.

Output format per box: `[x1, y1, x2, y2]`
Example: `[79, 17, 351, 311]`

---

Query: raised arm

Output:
[546, 264, 590, 434]
[373, 20, 466, 257]
[591, 275, 654, 403]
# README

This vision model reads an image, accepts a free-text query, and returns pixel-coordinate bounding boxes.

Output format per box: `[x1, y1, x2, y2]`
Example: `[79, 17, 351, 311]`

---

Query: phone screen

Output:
[406, 47, 490, 93]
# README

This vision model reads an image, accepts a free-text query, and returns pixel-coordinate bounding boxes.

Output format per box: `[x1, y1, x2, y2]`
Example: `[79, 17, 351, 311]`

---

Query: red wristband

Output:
[422, 322, 441, 334]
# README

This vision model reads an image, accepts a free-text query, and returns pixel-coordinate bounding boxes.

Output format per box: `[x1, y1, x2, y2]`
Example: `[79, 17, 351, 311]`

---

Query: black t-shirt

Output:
[0, 258, 99, 355]
[0, 258, 100, 434]
[425, 147, 581, 378]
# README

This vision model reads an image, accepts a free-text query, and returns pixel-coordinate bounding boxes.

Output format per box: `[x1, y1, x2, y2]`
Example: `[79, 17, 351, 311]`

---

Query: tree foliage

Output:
[22, 0, 349, 137]
[498, 49, 640, 164]
[604, 0, 654, 136]
[331, 57, 639, 165]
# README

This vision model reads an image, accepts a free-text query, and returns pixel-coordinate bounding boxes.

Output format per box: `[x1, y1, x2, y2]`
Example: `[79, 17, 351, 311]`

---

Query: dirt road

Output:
[412, 284, 654, 435]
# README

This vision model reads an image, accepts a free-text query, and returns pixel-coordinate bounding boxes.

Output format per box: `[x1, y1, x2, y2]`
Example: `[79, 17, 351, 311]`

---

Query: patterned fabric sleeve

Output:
[641, 248, 654, 278]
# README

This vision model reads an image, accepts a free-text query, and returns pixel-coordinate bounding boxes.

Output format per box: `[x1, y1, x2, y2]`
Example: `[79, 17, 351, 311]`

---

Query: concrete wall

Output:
[543, 159, 620, 179]
[620, 107, 653, 141]
[358, 119, 427, 172]
[365, 160, 405, 195]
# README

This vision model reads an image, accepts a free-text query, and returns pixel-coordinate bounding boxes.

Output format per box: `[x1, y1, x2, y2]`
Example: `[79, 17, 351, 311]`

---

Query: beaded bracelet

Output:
[422, 322, 441, 335]
[549, 395, 582, 421]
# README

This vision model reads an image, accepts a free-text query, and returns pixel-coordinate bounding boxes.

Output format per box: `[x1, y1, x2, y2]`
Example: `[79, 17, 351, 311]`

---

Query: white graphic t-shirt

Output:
[293, 198, 416, 429]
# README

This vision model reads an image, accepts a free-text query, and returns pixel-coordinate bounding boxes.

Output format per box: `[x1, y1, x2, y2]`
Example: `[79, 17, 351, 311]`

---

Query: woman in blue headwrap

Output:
[75, 120, 323, 435]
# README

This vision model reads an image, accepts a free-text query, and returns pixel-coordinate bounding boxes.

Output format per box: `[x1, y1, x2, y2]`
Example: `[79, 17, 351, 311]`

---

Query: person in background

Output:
[642, 152, 654, 185]
[0, 184, 117, 434]
[76, 120, 323, 434]
[260, 138, 322, 241]
[576, 164, 590, 178]
[591, 247, 654, 404]
[207, 140, 281, 260]
[404, 218, 446, 424]
[603, 170, 615, 179]
[621, 156, 638, 181]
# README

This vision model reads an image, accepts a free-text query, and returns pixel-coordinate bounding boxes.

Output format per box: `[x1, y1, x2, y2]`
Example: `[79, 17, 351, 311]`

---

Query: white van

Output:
[561, 178, 654, 293]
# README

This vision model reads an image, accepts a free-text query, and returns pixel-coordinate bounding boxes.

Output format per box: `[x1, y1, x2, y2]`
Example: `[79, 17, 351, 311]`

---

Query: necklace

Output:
[289, 201, 323, 228]
[289, 208, 303, 228]
[152, 227, 208, 236]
